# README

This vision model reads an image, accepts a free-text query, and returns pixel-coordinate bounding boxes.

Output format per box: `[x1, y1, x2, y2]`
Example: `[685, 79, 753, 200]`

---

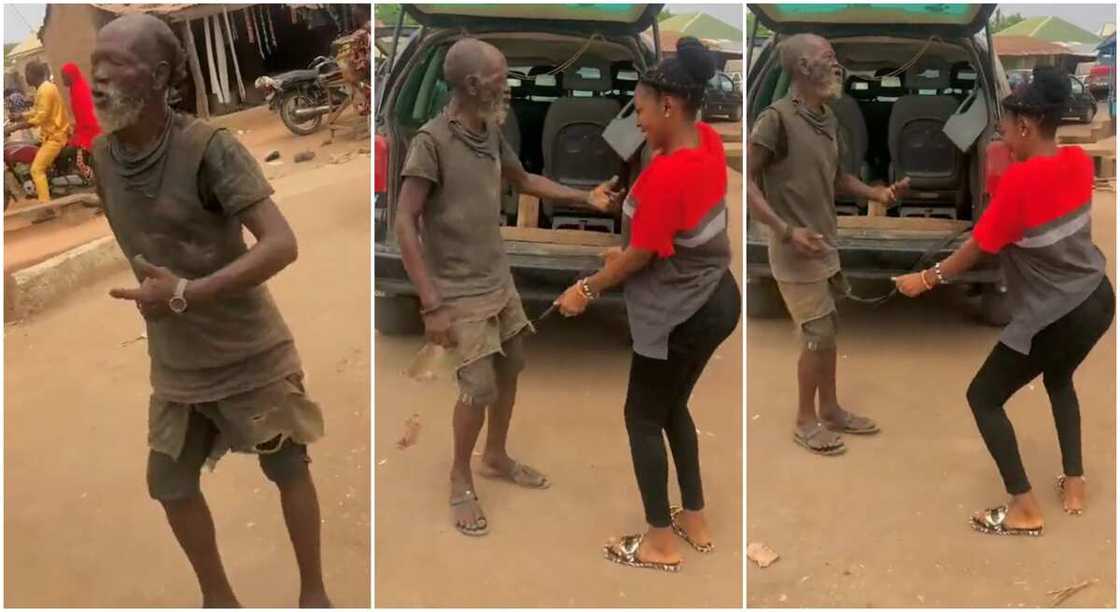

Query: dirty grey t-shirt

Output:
[750, 96, 845, 283]
[93, 113, 302, 404]
[401, 113, 523, 304]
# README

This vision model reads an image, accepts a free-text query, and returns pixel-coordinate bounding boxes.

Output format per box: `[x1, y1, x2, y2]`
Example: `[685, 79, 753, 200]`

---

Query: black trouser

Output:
[624, 271, 741, 527]
[967, 277, 1115, 495]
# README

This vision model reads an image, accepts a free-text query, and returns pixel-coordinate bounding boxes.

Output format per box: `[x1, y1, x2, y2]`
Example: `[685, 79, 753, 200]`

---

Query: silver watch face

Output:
[169, 296, 188, 314]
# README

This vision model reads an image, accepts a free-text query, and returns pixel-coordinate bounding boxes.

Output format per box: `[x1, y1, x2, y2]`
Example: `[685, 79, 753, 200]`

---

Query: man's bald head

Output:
[444, 38, 506, 93]
[96, 13, 187, 91]
[779, 34, 830, 75]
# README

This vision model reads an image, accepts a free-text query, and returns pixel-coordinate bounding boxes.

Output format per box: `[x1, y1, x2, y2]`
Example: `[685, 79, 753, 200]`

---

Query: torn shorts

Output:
[447, 288, 533, 407]
[146, 372, 325, 501]
[777, 273, 851, 351]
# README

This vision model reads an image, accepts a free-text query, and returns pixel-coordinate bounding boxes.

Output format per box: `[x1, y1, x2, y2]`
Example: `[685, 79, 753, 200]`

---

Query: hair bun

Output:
[1030, 66, 1071, 107]
[675, 36, 716, 85]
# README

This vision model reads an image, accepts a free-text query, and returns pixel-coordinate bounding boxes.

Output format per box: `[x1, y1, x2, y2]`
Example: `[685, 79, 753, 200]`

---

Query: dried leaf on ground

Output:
[397, 414, 421, 450]
[747, 542, 780, 568]
[1048, 578, 1097, 607]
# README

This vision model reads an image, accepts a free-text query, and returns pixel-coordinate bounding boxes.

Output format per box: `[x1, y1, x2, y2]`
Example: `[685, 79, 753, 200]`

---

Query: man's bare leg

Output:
[482, 373, 517, 470]
[451, 398, 488, 530]
[816, 346, 842, 420]
[796, 348, 823, 427]
[277, 470, 331, 607]
[160, 494, 241, 608]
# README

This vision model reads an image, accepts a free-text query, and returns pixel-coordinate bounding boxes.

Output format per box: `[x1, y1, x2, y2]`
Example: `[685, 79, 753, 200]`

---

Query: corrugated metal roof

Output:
[6, 34, 43, 59]
[994, 35, 1074, 57]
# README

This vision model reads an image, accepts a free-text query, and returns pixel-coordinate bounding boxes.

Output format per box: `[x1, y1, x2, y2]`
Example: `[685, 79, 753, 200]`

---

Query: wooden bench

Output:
[4, 192, 100, 222]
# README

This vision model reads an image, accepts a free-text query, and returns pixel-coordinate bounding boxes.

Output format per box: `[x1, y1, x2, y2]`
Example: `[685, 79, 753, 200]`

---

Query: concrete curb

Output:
[5, 236, 128, 321]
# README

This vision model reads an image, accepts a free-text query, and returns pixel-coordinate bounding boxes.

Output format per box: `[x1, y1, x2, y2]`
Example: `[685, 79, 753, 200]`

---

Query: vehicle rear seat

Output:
[541, 58, 622, 230]
[511, 66, 562, 175]
[830, 80, 870, 213]
[888, 58, 966, 211]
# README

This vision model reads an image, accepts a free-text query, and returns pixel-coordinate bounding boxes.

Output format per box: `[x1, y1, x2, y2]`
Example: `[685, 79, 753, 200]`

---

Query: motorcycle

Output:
[256, 56, 352, 136]
[3, 137, 92, 210]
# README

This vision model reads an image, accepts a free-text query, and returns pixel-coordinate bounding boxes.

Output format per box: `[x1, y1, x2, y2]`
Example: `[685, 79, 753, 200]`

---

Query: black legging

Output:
[624, 271, 741, 527]
[967, 277, 1115, 495]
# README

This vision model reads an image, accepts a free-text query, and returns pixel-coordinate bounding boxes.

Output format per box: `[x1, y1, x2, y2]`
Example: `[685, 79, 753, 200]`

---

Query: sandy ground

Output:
[373, 170, 745, 607]
[747, 190, 1117, 608]
[4, 119, 371, 607]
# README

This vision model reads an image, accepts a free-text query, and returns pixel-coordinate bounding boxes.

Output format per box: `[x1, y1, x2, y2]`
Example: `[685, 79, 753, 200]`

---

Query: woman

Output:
[894, 67, 1114, 536]
[60, 63, 100, 181]
[555, 38, 740, 571]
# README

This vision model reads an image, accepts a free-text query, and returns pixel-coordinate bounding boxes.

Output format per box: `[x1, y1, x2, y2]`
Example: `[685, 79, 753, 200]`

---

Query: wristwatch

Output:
[169, 278, 189, 314]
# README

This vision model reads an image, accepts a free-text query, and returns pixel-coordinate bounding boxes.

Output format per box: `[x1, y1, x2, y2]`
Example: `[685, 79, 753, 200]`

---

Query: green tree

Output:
[746, 14, 772, 37]
[374, 4, 416, 26]
[657, 9, 674, 22]
[992, 9, 1025, 33]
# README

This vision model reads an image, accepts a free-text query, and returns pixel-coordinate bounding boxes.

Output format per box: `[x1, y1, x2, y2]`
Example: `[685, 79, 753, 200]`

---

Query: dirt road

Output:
[374, 171, 745, 607]
[747, 191, 1117, 608]
[4, 128, 371, 607]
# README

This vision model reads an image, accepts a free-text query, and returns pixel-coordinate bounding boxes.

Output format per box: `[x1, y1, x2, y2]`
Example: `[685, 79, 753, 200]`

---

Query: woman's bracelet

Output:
[934, 261, 947, 285]
[920, 269, 933, 291]
[578, 278, 599, 301]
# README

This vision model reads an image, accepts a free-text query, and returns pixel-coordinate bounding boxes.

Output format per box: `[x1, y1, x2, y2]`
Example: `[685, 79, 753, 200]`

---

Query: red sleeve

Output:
[630, 159, 684, 258]
[973, 165, 1025, 253]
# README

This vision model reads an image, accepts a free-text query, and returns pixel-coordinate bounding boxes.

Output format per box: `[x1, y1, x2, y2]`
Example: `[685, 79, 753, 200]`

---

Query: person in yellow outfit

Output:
[7, 62, 71, 202]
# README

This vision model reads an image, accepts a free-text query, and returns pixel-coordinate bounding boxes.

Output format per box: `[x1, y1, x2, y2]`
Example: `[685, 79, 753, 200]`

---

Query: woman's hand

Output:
[555, 283, 590, 317]
[893, 271, 931, 298]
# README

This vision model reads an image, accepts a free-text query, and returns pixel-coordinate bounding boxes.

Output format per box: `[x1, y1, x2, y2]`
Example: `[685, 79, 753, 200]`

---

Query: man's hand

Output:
[790, 227, 829, 257]
[422, 307, 456, 348]
[555, 283, 590, 317]
[871, 177, 911, 206]
[601, 246, 624, 267]
[108, 255, 181, 320]
[587, 176, 624, 213]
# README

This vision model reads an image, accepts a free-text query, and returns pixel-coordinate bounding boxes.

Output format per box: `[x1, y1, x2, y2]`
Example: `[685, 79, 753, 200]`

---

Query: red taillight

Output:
[374, 134, 389, 194]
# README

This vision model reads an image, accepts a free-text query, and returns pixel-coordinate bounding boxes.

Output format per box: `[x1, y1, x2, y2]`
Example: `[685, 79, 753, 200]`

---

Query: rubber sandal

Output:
[479, 459, 551, 489]
[602, 534, 681, 573]
[1057, 474, 1086, 516]
[969, 505, 1043, 537]
[823, 409, 880, 435]
[669, 506, 713, 553]
[450, 489, 489, 537]
[794, 423, 846, 456]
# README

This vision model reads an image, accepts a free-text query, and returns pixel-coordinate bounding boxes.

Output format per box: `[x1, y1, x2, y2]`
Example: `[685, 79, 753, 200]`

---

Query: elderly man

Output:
[90, 14, 329, 606]
[6, 61, 71, 203]
[395, 38, 621, 536]
[747, 33, 908, 456]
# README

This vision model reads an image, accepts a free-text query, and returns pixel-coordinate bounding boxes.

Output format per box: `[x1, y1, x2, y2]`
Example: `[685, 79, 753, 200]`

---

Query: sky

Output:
[1000, 4, 1115, 34]
[5, 4, 45, 45]
[667, 4, 743, 31]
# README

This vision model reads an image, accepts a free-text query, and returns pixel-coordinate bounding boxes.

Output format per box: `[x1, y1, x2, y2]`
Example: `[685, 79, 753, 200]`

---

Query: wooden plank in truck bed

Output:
[500, 226, 622, 247]
[838, 216, 970, 233]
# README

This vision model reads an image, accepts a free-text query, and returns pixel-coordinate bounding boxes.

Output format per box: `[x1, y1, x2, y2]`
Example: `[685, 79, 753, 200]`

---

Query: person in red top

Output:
[895, 67, 1114, 536]
[60, 63, 101, 180]
[556, 38, 740, 572]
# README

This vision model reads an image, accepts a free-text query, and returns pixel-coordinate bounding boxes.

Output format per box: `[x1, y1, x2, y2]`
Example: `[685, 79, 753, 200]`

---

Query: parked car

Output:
[1087, 63, 1113, 100]
[704, 71, 743, 121]
[374, 4, 664, 334]
[746, 3, 1012, 324]
[1008, 68, 1097, 124]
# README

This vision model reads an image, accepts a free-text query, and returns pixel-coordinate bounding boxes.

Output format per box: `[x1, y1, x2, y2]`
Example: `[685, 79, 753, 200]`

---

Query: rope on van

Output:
[842, 223, 975, 306]
[545, 34, 606, 77]
[876, 36, 942, 80]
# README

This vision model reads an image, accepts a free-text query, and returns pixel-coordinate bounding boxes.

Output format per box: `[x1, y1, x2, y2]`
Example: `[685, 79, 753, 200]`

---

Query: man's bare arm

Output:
[185, 198, 298, 302]
[502, 162, 621, 211]
[746, 144, 787, 235]
[393, 176, 442, 311]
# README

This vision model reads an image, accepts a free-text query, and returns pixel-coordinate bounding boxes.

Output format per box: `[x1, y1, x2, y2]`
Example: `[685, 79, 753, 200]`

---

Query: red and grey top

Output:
[622, 122, 732, 359]
[973, 145, 1106, 354]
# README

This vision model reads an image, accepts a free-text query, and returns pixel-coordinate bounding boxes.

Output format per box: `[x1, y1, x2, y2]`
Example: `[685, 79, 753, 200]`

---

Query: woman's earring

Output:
[663, 107, 671, 118]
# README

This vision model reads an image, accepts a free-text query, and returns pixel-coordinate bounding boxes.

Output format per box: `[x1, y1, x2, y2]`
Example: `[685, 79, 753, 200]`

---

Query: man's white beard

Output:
[480, 97, 509, 126]
[94, 86, 145, 134]
[823, 77, 844, 101]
